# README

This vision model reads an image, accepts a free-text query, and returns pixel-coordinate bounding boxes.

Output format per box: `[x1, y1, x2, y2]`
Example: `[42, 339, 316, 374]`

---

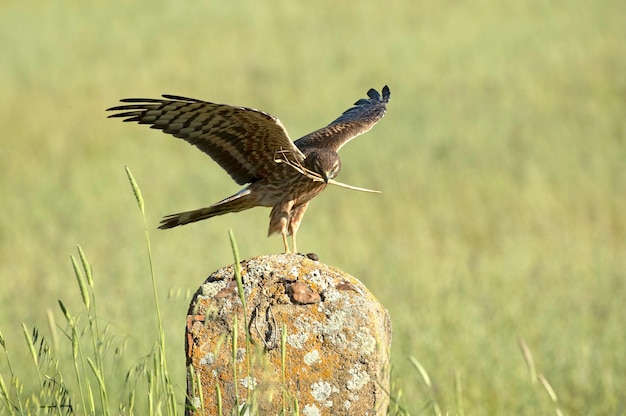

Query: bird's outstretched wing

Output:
[107, 95, 305, 185]
[294, 85, 390, 152]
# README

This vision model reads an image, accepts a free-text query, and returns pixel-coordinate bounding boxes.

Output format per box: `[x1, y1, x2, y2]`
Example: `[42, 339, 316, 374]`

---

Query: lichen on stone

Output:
[236, 347, 246, 362]
[240, 376, 257, 390]
[302, 404, 321, 416]
[310, 381, 334, 407]
[199, 278, 230, 298]
[287, 331, 309, 349]
[347, 363, 370, 391]
[199, 352, 215, 366]
[349, 327, 376, 355]
[303, 349, 320, 365]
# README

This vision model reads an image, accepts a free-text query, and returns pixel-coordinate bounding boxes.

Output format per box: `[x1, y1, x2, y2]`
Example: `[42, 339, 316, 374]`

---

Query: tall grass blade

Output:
[57, 301, 71, 325]
[537, 373, 564, 416]
[187, 365, 204, 415]
[196, 367, 205, 415]
[216, 384, 222, 416]
[71, 247, 110, 414]
[70, 255, 90, 308]
[0, 372, 12, 416]
[125, 166, 144, 214]
[409, 357, 442, 416]
[232, 315, 239, 409]
[517, 337, 537, 385]
[281, 323, 287, 413]
[87, 354, 108, 416]
[0, 329, 22, 415]
[229, 229, 246, 314]
[77, 244, 94, 287]
[21, 324, 40, 372]
[228, 229, 253, 406]
[409, 357, 432, 389]
[126, 389, 136, 415]
[385, 366, 411, 416]
[125, 166, 176, 415]
[57, 301, 90, 414]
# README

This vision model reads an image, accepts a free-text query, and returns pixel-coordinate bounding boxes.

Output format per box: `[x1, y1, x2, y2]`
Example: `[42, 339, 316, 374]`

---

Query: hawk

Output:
[107, 85, 390, 253]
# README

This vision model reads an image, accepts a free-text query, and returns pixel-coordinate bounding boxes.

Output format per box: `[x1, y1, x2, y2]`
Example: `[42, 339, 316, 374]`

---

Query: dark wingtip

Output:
[381, 85, 390, 102]
[362, 85, 390, 104]
[105, 104, 124, 113]
[353, 85, 390, 106]
[366, 88, 381, 100]
[158, 219, 176, 229]
[158, 213, 182, 229]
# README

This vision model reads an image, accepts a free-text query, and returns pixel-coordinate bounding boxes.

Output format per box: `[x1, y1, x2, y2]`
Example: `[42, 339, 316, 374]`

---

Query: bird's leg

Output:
[269, 201, 295, 253]
[282, 231, 291, 253]
[291, 232, 298, 254]
[289, 203, 309, 254]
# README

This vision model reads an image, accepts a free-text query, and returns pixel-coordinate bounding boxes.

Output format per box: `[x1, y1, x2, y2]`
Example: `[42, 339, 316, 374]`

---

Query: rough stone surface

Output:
[185, 253, 392, 415]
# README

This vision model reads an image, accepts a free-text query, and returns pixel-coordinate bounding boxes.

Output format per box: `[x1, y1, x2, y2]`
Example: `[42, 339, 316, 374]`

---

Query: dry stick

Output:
[273, 149, 381, 193]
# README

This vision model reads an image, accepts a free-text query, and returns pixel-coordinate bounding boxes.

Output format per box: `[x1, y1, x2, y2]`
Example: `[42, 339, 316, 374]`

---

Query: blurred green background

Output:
[1, 0, 625, 413]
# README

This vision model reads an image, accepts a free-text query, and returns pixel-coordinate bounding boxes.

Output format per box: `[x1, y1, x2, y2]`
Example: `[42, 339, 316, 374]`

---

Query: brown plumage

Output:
[107, 86, 390, 252]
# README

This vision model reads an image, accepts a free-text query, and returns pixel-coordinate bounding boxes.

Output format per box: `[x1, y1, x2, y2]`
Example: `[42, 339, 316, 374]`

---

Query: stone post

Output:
[185, 253, 392, 415]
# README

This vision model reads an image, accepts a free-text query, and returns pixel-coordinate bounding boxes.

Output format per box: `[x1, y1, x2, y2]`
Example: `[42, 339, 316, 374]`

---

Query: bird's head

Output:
[304, 149, 341, 183]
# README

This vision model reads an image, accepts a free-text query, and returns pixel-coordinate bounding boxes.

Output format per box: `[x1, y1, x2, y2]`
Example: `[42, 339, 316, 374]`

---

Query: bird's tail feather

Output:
[158, 189, 253, 229]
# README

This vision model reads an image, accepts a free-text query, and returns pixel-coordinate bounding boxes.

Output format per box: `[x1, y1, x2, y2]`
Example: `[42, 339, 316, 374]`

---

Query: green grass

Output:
[0, 171, 177, 415]
[1, 0, 625, 413]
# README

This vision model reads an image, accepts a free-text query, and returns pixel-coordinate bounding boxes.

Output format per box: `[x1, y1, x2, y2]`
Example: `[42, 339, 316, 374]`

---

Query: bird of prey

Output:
[107, 85, 390, 253]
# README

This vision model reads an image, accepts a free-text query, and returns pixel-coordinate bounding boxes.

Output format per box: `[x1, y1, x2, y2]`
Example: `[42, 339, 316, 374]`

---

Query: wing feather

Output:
[294, 85, 390, 152]
[107, 96, 304, 185]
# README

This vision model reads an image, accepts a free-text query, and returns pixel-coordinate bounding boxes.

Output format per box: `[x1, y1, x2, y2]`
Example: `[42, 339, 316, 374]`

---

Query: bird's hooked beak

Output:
[322, 171, 331, 184]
